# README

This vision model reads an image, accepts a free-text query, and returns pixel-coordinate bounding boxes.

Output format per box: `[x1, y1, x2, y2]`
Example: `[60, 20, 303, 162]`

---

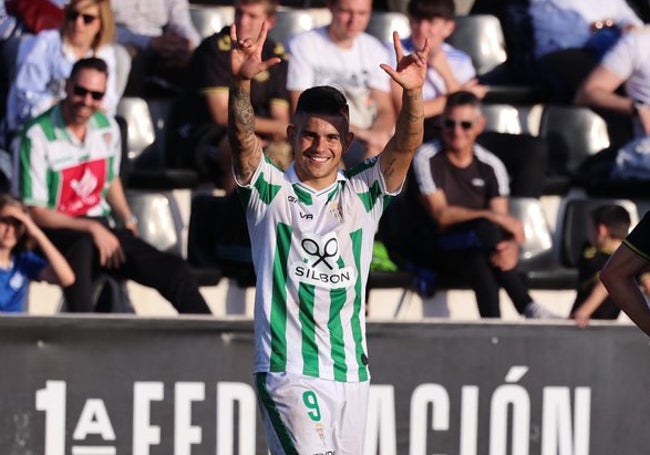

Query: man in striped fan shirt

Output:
[227, 20, 428, 455]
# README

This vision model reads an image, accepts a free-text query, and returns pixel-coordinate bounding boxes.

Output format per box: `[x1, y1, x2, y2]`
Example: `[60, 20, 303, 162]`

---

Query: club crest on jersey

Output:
[289, 232, 356, 289]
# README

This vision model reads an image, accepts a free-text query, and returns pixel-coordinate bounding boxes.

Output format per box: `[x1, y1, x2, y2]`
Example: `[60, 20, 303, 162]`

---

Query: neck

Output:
[0, 248, 12, 268]
[601, 238, 622, 254]
[327, 26, 354, 48]
[62, 104, 88, 141]
[445, 147, 474, 167]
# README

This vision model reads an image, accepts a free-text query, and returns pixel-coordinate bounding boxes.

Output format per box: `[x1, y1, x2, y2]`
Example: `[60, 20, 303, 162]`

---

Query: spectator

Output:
[569, 204, 648, 327]
[529, 0, 643, 102]
[575, 26, 650, 141]
[392, 0, 487, 140]
[601, 211, 650, 337]
[166, 0, 290, 192]
[388, 91, 557, 318]
[286, 0, 395, 167]
[0, 193, 74, 313]
[4, 0, 124, 143]
[14, 57, 212, 314]
[111, 0, 200, 97]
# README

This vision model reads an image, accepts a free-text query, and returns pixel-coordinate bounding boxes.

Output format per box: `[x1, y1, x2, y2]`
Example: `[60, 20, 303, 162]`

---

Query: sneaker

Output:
[523, 301, 562, 319]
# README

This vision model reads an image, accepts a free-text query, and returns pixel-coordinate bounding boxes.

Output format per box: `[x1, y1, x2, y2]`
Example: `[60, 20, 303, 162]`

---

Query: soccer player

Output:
[227, 21, 428, 455]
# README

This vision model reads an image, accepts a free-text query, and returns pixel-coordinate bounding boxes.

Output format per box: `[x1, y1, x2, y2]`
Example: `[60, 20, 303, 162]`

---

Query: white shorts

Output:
[255, 372, 370, 455]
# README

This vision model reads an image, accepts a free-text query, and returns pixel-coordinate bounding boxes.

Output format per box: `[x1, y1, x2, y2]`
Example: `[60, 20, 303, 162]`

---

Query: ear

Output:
[442, 19, 456, 39]
[475, 114, 487, 134]
[287, 124, 296, 143]
[342, 131, 355, 154]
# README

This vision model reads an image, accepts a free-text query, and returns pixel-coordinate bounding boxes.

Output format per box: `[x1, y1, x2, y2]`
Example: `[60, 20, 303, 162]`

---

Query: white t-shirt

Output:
[601, 26, 650, 106]
[240, 156, 399, 382]
[397, 40, 476, 100]
[287, 26, 391, 128]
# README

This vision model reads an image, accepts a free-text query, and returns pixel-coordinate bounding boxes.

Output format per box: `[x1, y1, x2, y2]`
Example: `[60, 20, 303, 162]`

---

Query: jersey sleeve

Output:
[236, 155, 286, 222]
[601, 32, 636, 80]
[345, 156, 399, 221]
[16, 123, 51, 208]
[623, 212, 650, 261]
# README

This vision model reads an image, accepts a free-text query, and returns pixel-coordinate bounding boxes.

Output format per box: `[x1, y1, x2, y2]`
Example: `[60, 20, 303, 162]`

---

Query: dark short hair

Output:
[407, 0, 455, 21]
[444, 90, 482, 113]
[295, 86, 350, 130]
[69, 57, 109, 82]
[591, 204, 631, 240]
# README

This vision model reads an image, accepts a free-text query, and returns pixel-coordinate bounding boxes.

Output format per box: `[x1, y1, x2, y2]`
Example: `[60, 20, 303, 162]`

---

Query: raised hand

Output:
[380, 32, 430, 91]
[230, 21, 281, 81]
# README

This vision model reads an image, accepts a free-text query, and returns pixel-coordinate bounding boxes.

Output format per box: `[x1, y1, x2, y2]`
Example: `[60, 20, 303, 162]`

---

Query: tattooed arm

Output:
[227, 22, 281, 185]
[379, 33, 429, 193]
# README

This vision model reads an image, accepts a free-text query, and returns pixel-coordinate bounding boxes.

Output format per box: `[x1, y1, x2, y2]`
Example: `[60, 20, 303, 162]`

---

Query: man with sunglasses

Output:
[394, 91, 558, 318]
[13, 57, 212, 314]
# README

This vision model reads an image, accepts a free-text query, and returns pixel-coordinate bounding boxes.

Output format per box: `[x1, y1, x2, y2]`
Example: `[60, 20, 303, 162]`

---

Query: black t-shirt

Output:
[178, 26, 289, 129]
[423, 150, 502, 210]
[570, 244, 620, 320]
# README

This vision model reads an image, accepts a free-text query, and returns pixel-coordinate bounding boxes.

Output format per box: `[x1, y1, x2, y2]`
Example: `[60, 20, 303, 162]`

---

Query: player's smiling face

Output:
[289, 114, 353, 190]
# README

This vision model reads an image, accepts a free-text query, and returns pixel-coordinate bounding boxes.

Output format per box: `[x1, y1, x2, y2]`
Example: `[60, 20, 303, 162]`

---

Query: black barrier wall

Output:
[0, 316, 649, 454]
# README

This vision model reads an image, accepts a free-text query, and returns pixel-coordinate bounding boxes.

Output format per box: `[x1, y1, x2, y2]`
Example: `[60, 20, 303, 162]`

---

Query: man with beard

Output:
[13, 57, 212, 314]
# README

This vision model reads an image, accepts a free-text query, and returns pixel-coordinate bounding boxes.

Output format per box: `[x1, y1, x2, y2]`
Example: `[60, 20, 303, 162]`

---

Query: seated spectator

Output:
[601, 211, 650, 337]
[569, 204, 650, 327]
[575, 26, 650, 141]
[529, 0, 642, 103]
[13, 57, 212, 314]
[111, 0, 200, 97]
[166, 0, 291, 192]
[286, 0, 395, 167]
[384, 91, 557, 318]
[0, 193, 74, 313]
[4, 0, 125, 144]
[392, 0, 487, 141]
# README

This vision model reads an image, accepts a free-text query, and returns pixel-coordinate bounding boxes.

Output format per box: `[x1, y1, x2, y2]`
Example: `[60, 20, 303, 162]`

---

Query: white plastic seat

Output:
[116, 97, 155, 162]
[269, 9, 315, 47]
[539, 105, 610, 177]
[189, 5, 234, 39]
[447, 14, 507, 75]
[365, 11, 410, 45]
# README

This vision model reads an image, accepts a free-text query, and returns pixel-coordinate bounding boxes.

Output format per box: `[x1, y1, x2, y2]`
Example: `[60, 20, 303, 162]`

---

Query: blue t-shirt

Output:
[0, 251, 47, 312]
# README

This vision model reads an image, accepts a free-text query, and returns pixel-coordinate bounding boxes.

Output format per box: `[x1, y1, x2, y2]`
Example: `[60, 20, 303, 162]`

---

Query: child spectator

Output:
[0, 193, 74, 313]
[569, 204, 647, 327]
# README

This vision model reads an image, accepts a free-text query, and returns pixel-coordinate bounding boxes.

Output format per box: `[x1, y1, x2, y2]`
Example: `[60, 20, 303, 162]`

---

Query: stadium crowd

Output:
[1, 0, 650, 323]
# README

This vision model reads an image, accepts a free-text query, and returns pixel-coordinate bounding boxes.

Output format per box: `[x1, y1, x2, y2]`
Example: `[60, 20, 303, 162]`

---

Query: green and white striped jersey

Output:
[240, 156, 399, 382]
[17, 103, 121, 218]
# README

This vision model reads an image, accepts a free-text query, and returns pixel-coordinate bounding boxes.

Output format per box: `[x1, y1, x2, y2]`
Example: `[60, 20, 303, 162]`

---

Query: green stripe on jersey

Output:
[298, 283, 319, 377]
[358, 181, 383, 213]
[328, 286, 348, 381]
[350, 228, 368, 381]
[47, 169, 59, 208]
[19, 135, 33, 199]
[255, 172, 282, 205]
[91, 111, 111, 128]
[292, 184, 313, 205]
[270, 223, 292, 372]
[34, 112, 57, 141]
[344, 156, 377, 178]
[256, 373, 299, 455]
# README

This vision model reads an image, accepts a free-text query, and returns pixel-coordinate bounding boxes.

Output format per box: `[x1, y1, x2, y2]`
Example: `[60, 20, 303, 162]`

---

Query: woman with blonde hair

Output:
[4, 0, 124, 138]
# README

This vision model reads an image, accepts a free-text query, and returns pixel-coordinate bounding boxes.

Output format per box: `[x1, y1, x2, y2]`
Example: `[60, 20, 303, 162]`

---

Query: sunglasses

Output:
[442, 118, 474, 130]
[0, 216, 23, 229]
[73, 84, 105, 100]
[66, 10, 98, 25]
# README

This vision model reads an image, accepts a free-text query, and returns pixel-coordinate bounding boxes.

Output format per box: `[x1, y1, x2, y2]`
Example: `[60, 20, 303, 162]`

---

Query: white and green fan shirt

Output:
[240, 156, 399, 383]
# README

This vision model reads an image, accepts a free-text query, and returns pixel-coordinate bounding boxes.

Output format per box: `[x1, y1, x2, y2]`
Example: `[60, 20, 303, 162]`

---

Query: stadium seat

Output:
[189, 5, 234, 39]
[116, 97, 155, 163]
[447, 14, 507, 76]
[365, 11, 410, 45]
[538, 105, 610, 194]
[269, 9, 315, 47]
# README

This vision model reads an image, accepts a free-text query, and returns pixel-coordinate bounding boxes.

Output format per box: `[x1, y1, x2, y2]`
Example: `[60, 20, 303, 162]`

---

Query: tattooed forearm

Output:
[228, 83, 262, 182]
